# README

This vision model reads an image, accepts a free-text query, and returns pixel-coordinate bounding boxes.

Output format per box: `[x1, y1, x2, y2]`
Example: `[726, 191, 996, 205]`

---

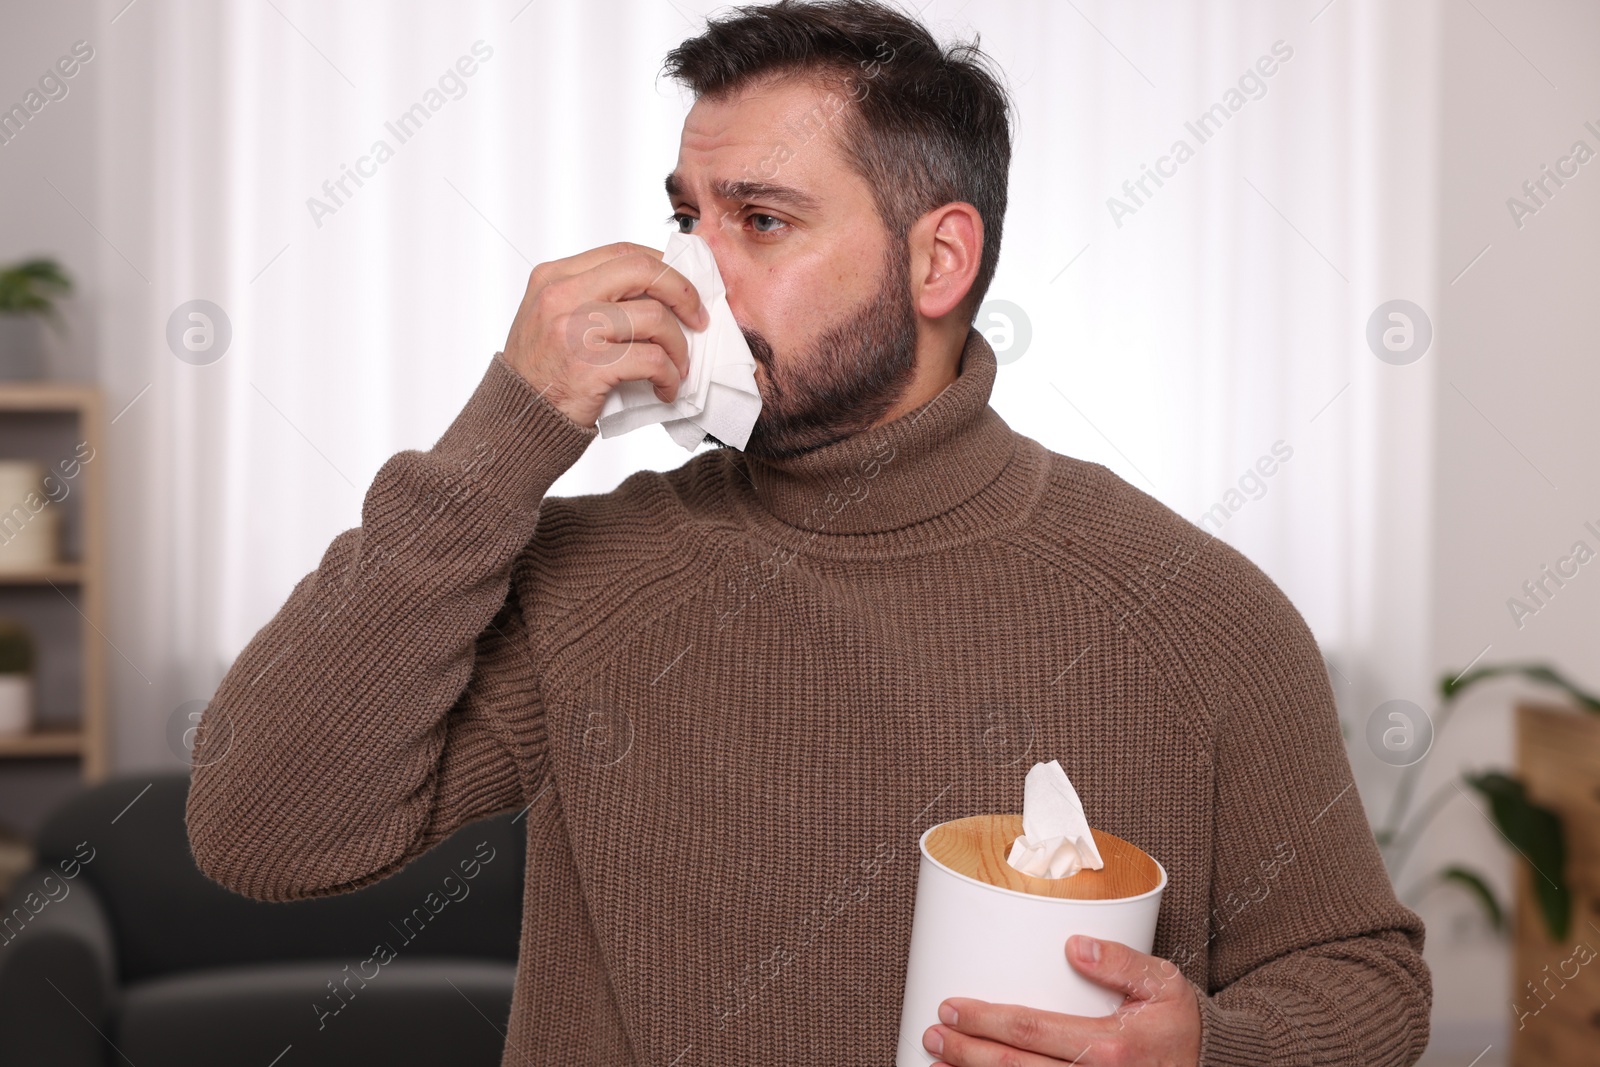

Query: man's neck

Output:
[871, 322, 966, 427]
[729, 327, 1017, 535]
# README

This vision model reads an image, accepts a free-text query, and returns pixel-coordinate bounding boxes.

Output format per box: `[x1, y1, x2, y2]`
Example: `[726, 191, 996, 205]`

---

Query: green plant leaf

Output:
[1438, 865, 1504, 930]
[1439, 662, 1600, 713]
[1464, 771, 1570, 940]
[12, 258, 72, 290]
[0, 257, 72, 319]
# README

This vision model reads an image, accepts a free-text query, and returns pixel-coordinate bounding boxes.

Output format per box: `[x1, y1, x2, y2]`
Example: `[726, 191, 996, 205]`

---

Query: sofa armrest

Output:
[0, 865, 118, 1067]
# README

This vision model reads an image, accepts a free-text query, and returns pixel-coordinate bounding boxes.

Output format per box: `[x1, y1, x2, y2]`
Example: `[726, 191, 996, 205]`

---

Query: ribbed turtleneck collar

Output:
[726, 328, 1018, 535]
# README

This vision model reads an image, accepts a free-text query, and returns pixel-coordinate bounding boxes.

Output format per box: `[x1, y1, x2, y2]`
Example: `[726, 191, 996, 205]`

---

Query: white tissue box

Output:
[895, 813, 1167, 1067]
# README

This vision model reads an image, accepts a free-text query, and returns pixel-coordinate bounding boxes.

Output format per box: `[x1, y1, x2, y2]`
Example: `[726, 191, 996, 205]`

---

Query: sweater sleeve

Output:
[1182, 555, 1432, 1066]
[184, 352, 597, 903]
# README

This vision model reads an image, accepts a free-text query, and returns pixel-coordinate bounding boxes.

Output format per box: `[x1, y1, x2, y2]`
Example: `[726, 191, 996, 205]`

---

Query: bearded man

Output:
[187, 2, 1430, 1064]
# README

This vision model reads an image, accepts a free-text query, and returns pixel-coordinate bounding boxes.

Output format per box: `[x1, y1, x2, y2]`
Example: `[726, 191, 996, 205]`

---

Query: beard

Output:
[705, 241, 920, 461]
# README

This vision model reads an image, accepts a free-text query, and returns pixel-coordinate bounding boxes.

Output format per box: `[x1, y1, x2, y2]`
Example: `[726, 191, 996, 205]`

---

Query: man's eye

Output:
[750, 214, 784, 233]
[668, 212, 697, 233]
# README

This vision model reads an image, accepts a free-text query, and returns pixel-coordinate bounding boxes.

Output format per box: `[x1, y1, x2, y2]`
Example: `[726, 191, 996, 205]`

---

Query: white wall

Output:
[1415, 0, 1600, 1060]
[0, 0, 102, 380]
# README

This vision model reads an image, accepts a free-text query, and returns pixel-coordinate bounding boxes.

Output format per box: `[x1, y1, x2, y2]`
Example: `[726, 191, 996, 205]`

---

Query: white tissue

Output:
[1005, 759, 1105, 878]
[595, 231, 763, 451]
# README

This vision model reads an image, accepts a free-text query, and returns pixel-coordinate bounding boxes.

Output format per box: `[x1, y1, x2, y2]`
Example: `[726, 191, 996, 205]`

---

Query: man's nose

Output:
[696, 219, 740, 308]
[696, 212, 733, 260]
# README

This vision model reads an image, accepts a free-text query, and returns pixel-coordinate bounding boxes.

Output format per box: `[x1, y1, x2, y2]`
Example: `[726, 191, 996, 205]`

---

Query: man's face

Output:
[665, 74, 919, 459]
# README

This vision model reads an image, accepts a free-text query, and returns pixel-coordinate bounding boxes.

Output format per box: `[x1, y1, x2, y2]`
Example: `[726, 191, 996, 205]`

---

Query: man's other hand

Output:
[921, 935, 1201, 1066]
[502, 241, 711, 429]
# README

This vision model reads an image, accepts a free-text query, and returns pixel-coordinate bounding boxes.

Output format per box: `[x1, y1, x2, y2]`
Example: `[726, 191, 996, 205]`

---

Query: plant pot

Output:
[0, 673, 33, 735]
[0, 315, 46, 380]
[1511, 702, 1600, 1066]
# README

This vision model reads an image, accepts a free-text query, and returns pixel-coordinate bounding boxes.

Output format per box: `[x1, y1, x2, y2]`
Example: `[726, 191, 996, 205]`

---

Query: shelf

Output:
[0, 726, 83, 757]
[0, 385, 106, 792]
[0, 563, 83, 585]
[0, 382, 99, 412]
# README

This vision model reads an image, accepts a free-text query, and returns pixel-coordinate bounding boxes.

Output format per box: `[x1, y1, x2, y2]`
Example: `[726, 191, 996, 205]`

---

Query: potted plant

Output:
[1375, 663, 1599, 941]
[0, 619, 35, 735]
[0, 257, 73, 380]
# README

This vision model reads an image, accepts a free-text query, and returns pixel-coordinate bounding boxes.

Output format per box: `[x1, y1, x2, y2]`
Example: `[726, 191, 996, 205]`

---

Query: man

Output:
[186, 2, 1430, 1064]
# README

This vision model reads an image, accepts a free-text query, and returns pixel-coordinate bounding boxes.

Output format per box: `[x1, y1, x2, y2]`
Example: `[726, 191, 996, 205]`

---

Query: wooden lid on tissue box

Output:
[924, 814, 1162, 900]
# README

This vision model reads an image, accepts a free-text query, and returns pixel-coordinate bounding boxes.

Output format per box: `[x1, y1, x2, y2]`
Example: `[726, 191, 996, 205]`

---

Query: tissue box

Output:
[895, 814, 1167, 1067]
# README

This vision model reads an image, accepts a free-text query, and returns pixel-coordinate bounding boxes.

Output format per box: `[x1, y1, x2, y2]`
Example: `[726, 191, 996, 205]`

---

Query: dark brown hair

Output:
[663, 0, 1013, 319]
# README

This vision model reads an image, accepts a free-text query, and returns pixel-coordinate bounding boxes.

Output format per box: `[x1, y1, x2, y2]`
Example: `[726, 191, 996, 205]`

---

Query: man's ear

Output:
[909, 202, 983, 321]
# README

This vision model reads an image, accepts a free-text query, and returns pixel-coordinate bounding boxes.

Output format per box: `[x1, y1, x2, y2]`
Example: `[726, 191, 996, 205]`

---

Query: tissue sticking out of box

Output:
[1005, 759, 1105, 878]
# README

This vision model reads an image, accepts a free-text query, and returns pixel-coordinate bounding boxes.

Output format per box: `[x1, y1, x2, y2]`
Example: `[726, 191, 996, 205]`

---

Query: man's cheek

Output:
[755, 277, 820, 342]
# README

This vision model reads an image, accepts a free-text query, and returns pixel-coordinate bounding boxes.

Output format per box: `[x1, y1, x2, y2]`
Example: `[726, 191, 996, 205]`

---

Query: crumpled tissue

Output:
[595, 231, 763, 451]
[1005, 758, 1105, 878]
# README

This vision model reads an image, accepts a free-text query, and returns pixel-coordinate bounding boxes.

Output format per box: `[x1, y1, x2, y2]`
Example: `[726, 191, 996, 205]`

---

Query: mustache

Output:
[740, 323, 774, 371]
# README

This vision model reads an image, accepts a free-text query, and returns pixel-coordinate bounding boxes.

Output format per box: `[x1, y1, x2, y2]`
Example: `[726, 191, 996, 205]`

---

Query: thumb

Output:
[1067, 936, 1171, 1001]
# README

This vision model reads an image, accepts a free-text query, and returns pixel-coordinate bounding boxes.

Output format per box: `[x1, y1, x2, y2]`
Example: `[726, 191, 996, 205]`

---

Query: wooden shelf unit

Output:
[0, 563, 85, 585]
[1512, 702, 1600, 1067]
[0, 382, 107, 782]
[0, 725, 83, 758]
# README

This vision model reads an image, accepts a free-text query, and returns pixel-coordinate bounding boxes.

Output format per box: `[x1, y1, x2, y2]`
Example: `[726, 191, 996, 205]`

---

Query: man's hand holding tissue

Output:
[921, 935, 1200, 1067]
[501, 241, 709, 428]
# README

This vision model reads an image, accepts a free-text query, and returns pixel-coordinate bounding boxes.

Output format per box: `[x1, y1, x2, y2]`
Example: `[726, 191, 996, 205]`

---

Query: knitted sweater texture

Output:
[186, 329, 1430, 1065]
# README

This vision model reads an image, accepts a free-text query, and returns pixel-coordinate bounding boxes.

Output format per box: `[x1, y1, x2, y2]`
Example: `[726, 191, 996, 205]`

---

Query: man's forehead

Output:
[680, 75, 838, 147]
[668, 77, 851, 203]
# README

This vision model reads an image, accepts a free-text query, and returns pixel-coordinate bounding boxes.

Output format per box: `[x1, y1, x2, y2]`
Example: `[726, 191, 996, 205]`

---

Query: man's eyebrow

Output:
[664, 172, 822, 214]
[713, 178, 822, 214]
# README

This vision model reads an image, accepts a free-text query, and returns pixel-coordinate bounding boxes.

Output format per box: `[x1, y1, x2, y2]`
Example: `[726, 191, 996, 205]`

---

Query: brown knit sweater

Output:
[185, 329, 1430, 1065]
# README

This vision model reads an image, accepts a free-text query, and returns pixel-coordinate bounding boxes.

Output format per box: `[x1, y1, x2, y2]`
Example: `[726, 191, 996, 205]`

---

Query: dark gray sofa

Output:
[0, 773, 525, 1066]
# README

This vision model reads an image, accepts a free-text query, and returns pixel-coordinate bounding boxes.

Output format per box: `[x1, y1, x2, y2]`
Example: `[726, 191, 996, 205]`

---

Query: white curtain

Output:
[93, 0, 1440, 787]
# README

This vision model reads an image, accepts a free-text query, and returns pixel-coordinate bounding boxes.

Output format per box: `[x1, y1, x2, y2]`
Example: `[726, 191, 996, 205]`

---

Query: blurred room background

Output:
[0, 1, 1595, 1064]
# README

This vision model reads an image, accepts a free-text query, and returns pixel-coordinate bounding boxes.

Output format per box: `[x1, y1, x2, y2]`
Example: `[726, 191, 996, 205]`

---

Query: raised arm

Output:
[184, 242, 715, 902]
[184, 351, 596, 901]
[184, 242, 711, 902]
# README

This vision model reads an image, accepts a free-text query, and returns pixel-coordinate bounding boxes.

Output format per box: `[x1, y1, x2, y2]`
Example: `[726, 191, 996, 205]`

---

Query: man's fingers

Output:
[579, 250, 709, 330]
[924, 943, 1200, 1064]
[1066, 936, 1181, 1002]
[613, 299, 690, 379]
[593, 342, 682, 403]
[925, 1027, 1066, 1067]
[562, 299, 690, 381]
[532, 241, 661, 286]
[929, 998, 1115, 1064]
